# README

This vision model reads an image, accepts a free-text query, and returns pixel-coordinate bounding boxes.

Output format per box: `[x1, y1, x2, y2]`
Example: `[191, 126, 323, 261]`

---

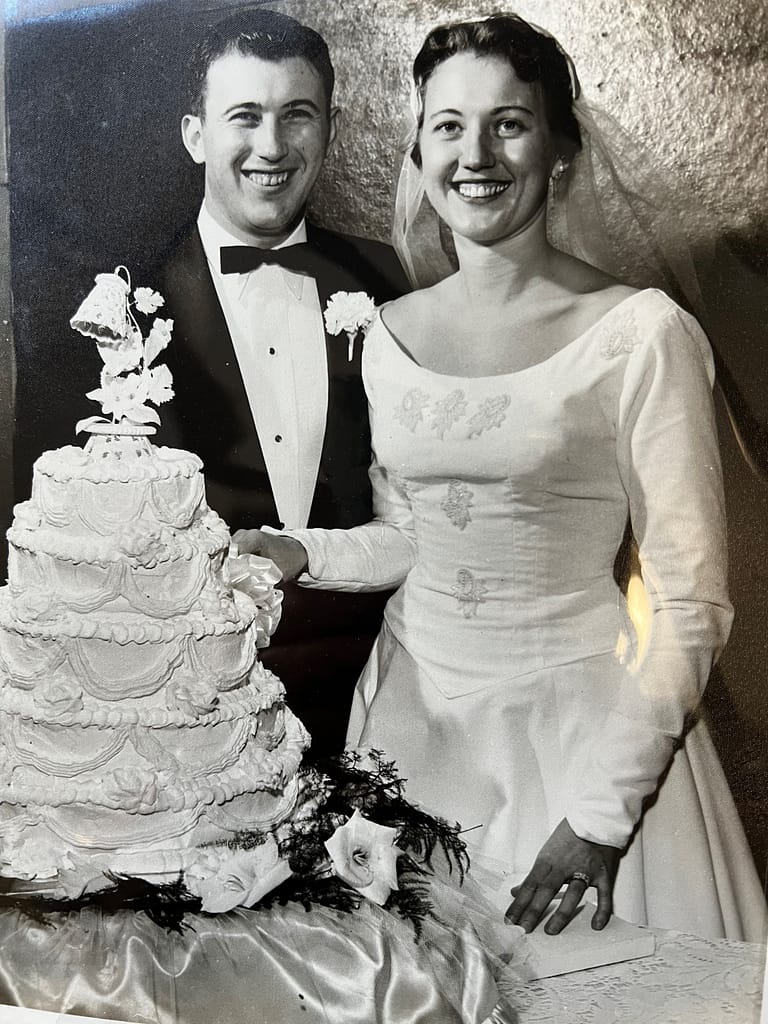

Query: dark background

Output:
[9, 0, 232, 486]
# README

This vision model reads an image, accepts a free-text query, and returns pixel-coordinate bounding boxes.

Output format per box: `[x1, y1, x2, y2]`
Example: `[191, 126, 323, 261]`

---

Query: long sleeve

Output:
[567, 304, 734, 847]
[283, 452, 417, 593]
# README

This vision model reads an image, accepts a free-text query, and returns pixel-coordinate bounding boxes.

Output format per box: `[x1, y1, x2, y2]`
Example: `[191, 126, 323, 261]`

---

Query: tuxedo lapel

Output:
[304, 225, 385, 527]
[161, 228, 279, 529]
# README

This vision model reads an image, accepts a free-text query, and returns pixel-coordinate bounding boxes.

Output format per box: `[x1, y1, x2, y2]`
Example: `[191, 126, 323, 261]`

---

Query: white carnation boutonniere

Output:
[70, 266, 175, 434]
[323, 290, 376, 362]
[324, 808, 401, 906]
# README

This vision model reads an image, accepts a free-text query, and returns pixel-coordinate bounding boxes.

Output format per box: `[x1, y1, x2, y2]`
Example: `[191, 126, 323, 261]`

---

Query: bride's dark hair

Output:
[411, 14, 581, 167]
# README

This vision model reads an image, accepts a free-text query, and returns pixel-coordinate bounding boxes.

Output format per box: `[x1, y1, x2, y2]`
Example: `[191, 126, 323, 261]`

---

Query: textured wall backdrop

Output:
[294, 0, 768, 265]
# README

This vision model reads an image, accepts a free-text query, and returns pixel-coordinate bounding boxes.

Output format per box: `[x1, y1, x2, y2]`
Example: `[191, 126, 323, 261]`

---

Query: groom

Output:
[158, 9, 409, 754]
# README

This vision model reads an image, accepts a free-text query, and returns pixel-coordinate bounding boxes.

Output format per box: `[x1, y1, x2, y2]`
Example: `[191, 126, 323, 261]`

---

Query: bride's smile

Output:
[452, 180, 511, 200]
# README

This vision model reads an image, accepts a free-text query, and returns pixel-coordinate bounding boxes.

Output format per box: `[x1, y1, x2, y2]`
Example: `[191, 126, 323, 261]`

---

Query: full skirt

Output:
[347, 622, 767, 943]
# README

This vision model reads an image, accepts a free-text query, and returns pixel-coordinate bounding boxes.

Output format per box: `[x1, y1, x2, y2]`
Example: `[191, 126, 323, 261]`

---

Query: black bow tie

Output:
[220, 242, 320, 277]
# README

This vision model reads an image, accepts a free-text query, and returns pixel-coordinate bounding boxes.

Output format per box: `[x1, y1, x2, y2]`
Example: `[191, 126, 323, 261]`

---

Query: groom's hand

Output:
[232, 529, 309, 581]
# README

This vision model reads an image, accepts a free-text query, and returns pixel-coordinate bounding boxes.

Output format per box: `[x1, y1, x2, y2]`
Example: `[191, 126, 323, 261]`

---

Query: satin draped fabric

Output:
[0, 897, 504, 1023]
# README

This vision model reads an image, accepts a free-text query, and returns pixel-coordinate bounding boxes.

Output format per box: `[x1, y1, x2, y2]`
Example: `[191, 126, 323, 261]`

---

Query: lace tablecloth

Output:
[503, 928, 766, 1023]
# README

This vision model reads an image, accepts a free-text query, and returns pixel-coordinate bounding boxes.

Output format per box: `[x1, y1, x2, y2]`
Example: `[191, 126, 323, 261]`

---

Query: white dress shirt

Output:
[197, 204, 329, 529]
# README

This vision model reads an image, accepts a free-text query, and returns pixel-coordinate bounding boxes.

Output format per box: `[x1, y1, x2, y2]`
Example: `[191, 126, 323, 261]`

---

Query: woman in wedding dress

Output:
[235, 14, 766, 942]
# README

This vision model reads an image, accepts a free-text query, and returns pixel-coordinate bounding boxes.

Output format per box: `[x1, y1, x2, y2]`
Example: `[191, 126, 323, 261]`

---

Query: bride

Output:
[235, 13, 766, 942]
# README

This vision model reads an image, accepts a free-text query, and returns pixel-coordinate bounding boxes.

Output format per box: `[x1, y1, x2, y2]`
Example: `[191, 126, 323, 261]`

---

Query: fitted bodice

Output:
[363, 291, 714, 697]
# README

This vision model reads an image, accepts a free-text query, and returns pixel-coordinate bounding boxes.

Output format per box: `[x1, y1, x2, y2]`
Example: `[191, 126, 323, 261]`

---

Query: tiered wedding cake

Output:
[0, 270, 309, 910]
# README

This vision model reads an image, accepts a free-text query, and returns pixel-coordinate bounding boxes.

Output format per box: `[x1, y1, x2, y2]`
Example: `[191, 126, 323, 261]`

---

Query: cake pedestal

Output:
[0, 899, 503, 1024]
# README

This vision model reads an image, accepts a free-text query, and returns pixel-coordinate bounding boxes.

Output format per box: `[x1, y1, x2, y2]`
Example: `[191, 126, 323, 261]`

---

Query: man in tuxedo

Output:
[159, 9, 409, 755]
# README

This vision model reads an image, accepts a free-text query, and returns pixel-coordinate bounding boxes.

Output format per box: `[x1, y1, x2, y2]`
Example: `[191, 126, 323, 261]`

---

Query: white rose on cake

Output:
[166, 679, 219, 719]
[34, 680, 84, 717]
[102, 768, 158, 814]
[117, 521, 165, 568]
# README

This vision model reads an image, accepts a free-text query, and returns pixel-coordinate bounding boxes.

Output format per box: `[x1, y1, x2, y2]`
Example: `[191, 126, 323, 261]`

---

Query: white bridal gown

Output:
[291, 289, 766, 942]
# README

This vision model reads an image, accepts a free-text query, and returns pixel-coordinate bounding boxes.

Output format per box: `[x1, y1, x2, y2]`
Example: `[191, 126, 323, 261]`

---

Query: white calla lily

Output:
[325, 809, 401, 906]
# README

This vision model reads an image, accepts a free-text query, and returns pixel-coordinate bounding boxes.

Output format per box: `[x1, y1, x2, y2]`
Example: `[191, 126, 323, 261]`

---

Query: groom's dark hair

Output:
[188, 9, 335, 118]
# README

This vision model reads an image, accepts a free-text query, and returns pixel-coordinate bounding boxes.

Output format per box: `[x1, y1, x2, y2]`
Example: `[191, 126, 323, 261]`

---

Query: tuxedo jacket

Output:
[158, 222, 410, 532]
[156, 222, 411, 755]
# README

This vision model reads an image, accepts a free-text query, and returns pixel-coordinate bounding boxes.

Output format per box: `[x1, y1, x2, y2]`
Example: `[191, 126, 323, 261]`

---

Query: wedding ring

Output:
[570, 871, 591, 886]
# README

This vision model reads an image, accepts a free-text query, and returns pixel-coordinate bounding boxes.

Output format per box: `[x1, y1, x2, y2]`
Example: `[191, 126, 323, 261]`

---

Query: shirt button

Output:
[274, 434, 282, 443]
[269, 347, 276, 355]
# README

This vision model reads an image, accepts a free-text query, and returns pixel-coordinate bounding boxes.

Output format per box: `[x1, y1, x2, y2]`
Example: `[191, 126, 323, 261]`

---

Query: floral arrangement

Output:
[0, 752, 469, 937]
[70, 267, 175, 434]
[228, 750, 469, 937]
[323, 290, 376, 361]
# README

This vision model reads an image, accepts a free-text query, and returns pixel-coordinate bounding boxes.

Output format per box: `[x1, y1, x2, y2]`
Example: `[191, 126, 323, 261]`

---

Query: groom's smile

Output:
[242, 169, 294, 188]
[182, 51, 339, 247]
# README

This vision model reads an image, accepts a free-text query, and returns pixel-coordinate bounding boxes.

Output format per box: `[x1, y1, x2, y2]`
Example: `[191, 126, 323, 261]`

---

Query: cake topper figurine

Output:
[71, 266, 175, 434]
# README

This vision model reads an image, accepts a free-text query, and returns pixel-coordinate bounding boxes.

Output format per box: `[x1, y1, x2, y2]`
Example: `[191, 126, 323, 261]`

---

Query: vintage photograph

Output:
[0, 1, 766, 1020]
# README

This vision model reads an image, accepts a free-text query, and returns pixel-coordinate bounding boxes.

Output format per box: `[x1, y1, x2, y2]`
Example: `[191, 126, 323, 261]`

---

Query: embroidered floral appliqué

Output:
[441, 480, 474, 530]
[467, 394, 511, 438]
[451, 568, 488, 618]
[430, 389, 467, 439]
[599, 308, 641, 358]
[394, 388, 430, 432]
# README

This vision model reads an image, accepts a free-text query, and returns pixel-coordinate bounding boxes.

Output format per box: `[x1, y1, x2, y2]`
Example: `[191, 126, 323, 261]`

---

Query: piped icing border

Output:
[7, 512, 229, 568]
[0, 588, 257, 643]
[33, 444, 203, 484]
[0, 667, 285, 729]
[35, 771, 302, 852]
[31, 475, 207, 536]
[0, 712, 308, 816]
[9, 551, 214, 620]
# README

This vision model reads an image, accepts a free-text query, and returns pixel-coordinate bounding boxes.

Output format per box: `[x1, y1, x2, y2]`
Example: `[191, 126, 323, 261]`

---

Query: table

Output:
[0, 900, 763, 1023]
[506, 928, 765, 1023]
[0, 899, 502, 1024]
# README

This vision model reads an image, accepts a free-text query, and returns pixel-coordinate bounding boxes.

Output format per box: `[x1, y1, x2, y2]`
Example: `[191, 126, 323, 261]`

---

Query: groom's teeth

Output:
[246, 171, 290, 186]
[456, 182, 509, 198]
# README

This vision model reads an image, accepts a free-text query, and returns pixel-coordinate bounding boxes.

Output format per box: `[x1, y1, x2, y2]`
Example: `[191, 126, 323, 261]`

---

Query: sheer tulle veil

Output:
[392, 17, 768, 480]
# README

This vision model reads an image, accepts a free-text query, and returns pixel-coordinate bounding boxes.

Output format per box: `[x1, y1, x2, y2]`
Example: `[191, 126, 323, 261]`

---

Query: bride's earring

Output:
[549, 157, 569, 202]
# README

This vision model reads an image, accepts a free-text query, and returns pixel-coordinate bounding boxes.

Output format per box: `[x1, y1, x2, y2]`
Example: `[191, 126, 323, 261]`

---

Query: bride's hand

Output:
[505, 818, 620, 934]
[232, 529, 309, 581]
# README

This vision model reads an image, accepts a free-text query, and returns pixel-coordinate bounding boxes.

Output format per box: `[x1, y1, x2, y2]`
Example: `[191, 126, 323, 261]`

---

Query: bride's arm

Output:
[234, 453, 417, 593]
[566, 303, 732, 848]
[235, 314, 418, 591]
[509, 298, 733, 934]
[285, 457, 417, 592]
